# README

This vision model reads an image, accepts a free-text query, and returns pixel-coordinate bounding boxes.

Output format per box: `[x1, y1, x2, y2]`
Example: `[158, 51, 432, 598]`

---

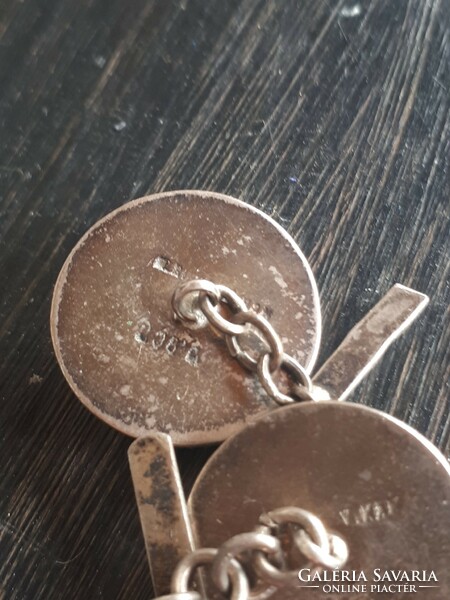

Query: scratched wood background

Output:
[0, 0, 448, 598]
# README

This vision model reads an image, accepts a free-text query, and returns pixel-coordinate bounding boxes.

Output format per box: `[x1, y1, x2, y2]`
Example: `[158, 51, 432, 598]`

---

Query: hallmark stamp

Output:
[339, 496, 401, 527]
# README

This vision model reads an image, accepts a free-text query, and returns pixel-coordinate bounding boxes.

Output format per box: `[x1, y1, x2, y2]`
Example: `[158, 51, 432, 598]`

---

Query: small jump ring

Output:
[172, 279, 220, 324]
[226, 311, 283, 373]
[212, 532, 282, 593]
[171, 548, 249, 600]
[257, 352, 313, 405]
[199, 291, 248, 337]
[254, 507, 331, 587]
[295, 530, 348, 570]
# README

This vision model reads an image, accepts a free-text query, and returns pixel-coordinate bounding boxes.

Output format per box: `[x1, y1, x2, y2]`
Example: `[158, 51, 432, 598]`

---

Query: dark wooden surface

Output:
[0, 0, 449, 598]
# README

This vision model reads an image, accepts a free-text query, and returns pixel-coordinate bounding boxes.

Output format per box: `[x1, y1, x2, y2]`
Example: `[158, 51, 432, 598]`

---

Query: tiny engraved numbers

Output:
[339, 496, 400, 527]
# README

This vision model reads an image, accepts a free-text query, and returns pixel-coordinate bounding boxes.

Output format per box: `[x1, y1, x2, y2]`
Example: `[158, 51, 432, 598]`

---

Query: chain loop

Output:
[171, 547, 249, 600]
[172, 279, 316, 405]
[172, 280, 220, 328]
[226, 311, 283, 373]
[257, 353, 314, 405]
[199, 287, 248, 336]
[167, 281, 349, 599]
[153, 506, 348, 600]
[211, 532, 283, 593]
[294, 529, 348, 570]
[254, 507, 331, 586]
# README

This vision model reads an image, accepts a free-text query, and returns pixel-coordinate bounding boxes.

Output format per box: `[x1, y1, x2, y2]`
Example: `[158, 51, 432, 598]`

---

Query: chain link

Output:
[167, 281, 346, 599]
[199, 287, 248, 337]
[254, 507, 348, 587]
[172, 279, 317, 405]
[211, 532, 283, 594]
[153, 506, 348, 600]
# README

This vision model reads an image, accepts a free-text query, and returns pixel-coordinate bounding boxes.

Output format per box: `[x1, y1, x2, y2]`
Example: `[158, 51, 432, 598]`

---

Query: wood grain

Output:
[0, 0, 448, 598]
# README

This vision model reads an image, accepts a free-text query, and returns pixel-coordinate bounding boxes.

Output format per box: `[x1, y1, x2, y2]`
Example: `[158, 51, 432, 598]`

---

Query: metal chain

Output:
[154, 506, 348, 600]
[172, 279, 316, 405]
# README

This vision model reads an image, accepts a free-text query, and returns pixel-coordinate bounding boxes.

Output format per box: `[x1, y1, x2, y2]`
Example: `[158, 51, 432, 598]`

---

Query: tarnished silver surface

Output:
[128, 434, 195, 596]
[134, 284, 431, 595]
[189, 402, 450, 599]
[152, 505, 345, 600]
[313, 283, 429, 401]
[173, 281, 428, 405]
[255, 506, 348, 583]
[51, 190, 321, 445]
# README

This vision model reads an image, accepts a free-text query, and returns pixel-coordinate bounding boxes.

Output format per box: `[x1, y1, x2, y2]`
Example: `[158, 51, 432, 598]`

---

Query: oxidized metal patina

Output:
[189, 401, 450, 599]
[51, 191, 321, 445]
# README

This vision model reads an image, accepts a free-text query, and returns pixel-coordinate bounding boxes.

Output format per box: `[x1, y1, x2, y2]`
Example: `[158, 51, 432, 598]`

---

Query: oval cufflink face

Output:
[189, 401, 450, 598]
[51, 191, 321, 445]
